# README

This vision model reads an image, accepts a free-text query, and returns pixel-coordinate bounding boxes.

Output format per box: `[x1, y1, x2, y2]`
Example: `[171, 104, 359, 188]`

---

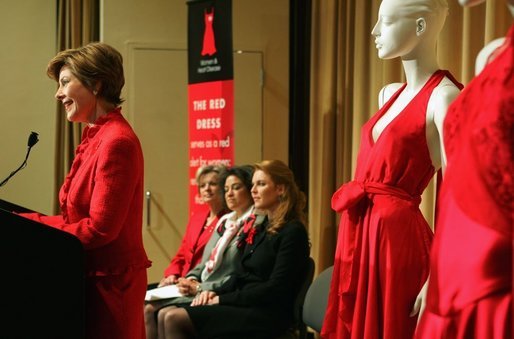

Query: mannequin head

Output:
[372, 0, 449, 59]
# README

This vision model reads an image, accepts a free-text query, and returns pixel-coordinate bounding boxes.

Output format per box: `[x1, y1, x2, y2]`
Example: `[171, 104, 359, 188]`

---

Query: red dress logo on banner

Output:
[201, 8, 217, 56]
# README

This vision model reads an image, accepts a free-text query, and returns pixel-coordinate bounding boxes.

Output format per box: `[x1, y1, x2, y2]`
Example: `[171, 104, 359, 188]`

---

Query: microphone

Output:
[28, 131, 39, 148]
[0, 132, 39, 187]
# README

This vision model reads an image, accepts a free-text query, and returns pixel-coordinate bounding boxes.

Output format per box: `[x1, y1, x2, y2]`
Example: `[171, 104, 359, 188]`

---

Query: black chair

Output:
[302, 265, 333, 334]
[277, 256, 315, 339]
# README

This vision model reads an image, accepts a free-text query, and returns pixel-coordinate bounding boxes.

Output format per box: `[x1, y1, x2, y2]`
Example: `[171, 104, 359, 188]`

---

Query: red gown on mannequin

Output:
[322, 70, 463, 339]
[416, 24, 514, 339]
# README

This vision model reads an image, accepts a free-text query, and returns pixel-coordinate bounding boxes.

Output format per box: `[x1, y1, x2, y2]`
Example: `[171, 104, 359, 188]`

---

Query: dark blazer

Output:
[184, 218, 310, 338]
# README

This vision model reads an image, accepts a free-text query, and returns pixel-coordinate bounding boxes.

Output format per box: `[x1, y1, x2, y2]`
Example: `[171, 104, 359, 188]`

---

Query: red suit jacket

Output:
[164, 207, 225, 278]
[22, 109, 150, 339]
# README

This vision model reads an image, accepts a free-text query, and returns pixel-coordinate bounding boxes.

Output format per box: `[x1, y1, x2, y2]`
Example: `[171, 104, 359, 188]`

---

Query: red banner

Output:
[188, 80, 234, 211]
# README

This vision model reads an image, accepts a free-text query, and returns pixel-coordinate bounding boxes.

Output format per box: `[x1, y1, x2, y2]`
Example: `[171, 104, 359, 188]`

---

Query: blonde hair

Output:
[195, 165, 226, 192]
[254, 160, 307, 234]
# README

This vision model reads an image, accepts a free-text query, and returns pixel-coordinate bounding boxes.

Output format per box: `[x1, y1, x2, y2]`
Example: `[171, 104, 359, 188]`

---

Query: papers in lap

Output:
[145, 284, 183, 301]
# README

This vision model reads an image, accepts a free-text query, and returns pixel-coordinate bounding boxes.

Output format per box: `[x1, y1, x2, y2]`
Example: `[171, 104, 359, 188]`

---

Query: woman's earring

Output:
[93, 90, 98, 96]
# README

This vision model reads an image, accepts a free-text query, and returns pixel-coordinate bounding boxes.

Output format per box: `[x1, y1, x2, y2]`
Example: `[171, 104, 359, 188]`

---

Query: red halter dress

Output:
[322, 70, 463, 339]
[417, 24, 514, 339]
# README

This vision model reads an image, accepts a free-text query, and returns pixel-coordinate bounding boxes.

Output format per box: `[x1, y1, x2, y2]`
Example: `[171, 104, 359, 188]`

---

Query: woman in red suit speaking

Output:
[20, 42, 151, 338]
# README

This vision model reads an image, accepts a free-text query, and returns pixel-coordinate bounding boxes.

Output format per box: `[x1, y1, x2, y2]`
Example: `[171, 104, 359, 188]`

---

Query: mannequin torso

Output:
[370, 0, 461, 173]
[376, 76, 460, 171]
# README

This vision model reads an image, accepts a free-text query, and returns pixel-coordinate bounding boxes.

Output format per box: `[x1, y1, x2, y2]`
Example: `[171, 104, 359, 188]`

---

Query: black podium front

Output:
[0, 199, 85, 338]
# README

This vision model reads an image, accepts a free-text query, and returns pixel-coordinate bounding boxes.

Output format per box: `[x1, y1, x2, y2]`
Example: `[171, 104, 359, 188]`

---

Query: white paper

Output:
[145, 284, 183, 301]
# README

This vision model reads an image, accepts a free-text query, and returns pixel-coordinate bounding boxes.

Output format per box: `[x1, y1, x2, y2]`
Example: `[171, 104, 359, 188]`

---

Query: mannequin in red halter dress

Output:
[416, 1, 514, 337]
[321, 0, 463, 338]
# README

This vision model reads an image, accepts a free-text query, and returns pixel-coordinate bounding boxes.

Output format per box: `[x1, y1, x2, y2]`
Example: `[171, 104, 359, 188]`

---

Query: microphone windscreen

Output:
[28, 132, 39, 147]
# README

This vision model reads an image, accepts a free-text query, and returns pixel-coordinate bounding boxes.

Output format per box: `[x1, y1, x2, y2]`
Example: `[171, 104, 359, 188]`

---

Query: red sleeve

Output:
[18, 213, 65, 227]
[164, 217, 195, 277]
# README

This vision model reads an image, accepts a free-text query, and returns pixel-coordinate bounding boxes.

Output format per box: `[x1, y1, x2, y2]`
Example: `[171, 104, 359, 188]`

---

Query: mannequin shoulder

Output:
[475, 38, 506, 75]
[378, 82, 403, 108]
[427, 79, 461, 122]
[433, 78, 461, 103]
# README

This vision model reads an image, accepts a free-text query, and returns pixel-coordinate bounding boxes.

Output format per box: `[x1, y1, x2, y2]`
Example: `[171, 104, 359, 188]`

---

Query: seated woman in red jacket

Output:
[158, 165, 228, 287]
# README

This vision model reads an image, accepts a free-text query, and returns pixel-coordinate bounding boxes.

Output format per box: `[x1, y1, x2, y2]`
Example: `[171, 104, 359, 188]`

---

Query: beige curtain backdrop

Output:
[309, 0, 512, 274]
[52, 0, 99, 213]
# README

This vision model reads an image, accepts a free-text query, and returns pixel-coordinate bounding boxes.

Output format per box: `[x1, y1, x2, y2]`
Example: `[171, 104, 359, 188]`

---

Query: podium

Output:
[0, 199, 85, 338]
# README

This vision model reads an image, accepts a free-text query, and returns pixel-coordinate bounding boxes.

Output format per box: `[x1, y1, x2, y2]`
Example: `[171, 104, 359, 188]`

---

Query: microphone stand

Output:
[0, 132, 39, 188]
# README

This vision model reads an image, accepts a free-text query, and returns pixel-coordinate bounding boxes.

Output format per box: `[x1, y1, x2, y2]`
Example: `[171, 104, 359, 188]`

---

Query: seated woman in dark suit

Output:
[161, 159, 311, 339]
[144, 165, 263, 338]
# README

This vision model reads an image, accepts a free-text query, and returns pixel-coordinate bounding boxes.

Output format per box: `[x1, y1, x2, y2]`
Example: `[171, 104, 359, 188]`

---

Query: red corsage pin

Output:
[246, 226, 258, 245]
